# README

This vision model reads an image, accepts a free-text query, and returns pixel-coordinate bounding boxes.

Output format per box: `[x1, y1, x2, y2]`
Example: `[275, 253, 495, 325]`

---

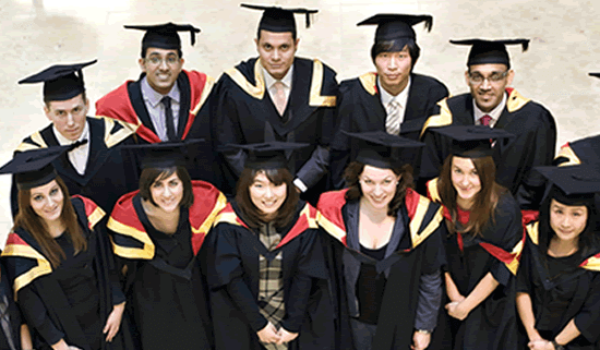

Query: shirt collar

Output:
[53, 120, 89, 146]
[141, 76, 181, 108]
[377, 75, 411, 108]
[473, 91, 507, 122]
[263, 64, 294, 89]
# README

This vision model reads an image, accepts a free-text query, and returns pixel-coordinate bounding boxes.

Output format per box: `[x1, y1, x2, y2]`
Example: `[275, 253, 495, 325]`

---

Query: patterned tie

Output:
[385, 100, 401, 135]
[479, 114, 492, 127]
[273, 81, 287, 116]
[161, 96, 177, 141]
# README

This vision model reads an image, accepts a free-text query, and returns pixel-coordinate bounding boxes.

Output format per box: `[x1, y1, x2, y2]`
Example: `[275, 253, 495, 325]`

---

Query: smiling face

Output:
[30, 180, 64, 224]
[149, 172, 184, 213]
[44, 93, 88, 141]
[465, 63, 514, 113]
[358, 165, 401, 211]
[255, 30, 298, 80]
[249, 171, 288, 218]
[550, 199, 588, 244]
[451, 156, 482, 207]
[139, 47, 184, 95]
[374, 46, 413, 96]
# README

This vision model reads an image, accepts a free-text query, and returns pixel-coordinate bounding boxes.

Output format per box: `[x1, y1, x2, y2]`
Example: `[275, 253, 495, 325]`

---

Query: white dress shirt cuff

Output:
[293, 178, 308, 193]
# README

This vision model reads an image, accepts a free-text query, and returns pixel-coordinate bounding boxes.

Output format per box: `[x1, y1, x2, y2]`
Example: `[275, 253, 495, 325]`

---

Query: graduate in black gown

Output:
[0, 147, 134, 350]
[13, 61, 135, 217]
[425, 126, 523, 350]
[107, 142, 226, 350]
[330, 14, 448, 189]
[206, 142, 334, 350]
[420, 39, 556, 209]
[517, 165, 600, 350]
[318, 131, 445, 350]
[213, 4, 338, 201]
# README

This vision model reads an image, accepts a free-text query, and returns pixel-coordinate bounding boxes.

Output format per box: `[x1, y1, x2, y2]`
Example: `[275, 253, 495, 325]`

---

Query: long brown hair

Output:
[438, 155, 506, 236]
[12, 177, 87, 268]
[344, 161, 414, 217]
[235, 168, 299, 229]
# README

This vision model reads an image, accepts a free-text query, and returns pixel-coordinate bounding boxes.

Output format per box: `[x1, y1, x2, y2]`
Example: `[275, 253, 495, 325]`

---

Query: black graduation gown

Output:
[206, 200, 334, 350]
[12, 116, 135, 217]
[555, 135, 600, 169]
[1, 196, 135, 350]
[433, 189, 523, 350]
[420, 89, 556, 209]
[517, 220, 600, 349]
[0, 253, 22, 350]
[330, 72, 448, 189]
[213, 57, 338, 201]
[317, 188, 446, 350]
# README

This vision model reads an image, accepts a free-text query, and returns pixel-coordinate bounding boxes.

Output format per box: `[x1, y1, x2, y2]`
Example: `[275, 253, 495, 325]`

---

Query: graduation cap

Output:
[18, 60, 96, 102]
[124, 22, 201, 53]
[357, 14, 433, 50]
[222, 142, 309, 171]
[241, 3, 318, 34]
[0, 146, 72, 190]
[536, 165, 600, 206]
[431, 125, 514, 158]
[450, 38, 529, 68]
[343, 131, 425, 169]
[123, 139, 205, 170]
[589, 73, 600, 79]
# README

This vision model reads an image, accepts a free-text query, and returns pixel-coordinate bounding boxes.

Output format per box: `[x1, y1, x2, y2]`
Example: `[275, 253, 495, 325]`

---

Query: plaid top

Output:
[258, 221, 287, 350]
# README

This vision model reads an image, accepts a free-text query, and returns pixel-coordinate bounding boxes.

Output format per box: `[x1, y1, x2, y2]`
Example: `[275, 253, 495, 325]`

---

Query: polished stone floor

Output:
[0, 0, 599, 244]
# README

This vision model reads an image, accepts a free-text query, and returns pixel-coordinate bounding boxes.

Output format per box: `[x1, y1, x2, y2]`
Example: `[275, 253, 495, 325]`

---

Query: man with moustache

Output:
[420, 39, 556, 209]
[214, 4, 338, 202]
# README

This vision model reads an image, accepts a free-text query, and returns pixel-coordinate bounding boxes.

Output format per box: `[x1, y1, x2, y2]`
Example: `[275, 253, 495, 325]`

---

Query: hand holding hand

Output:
[257, 322, 281, 344]
[411, 331, 431, 350]
[445, 300, 470, 321]
[527, 339, 554, 350]
[276, 327, 299, 345]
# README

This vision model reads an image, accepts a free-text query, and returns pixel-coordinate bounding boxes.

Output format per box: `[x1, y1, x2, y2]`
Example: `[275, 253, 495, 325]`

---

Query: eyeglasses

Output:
[468, 71, 509, 85]
[144, 56, 180, 66]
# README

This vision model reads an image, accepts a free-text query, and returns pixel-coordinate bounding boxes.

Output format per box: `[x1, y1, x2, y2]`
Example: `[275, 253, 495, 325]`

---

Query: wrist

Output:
[551, 339, 565, 350]
[415, 329, 431, 335]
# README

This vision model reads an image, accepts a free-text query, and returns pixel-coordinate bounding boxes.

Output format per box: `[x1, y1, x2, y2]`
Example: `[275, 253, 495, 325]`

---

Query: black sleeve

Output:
[516, 239, 533, 294]
[226, 277, 269, 332]
[487, 197, 523, 287]
[213, 77, 246, 177]
[18, 283, 64, 346]
[573, 273, 600, 343]
[329, 82, 352, 190]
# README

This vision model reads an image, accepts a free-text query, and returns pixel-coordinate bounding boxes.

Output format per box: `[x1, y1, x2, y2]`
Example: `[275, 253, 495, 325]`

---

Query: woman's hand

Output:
[527, 339, 554, 350]
[51, 339, 82, 350]
[276, 327, 298, 345]
[445, 300, 471, 321]
[103, 302, 125, 342]
[411, 331, 431, 350]
[257, 322, 281, 344]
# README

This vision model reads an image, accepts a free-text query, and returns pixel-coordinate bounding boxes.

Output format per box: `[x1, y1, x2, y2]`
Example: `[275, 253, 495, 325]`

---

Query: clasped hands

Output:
[257, 322, 298, 345]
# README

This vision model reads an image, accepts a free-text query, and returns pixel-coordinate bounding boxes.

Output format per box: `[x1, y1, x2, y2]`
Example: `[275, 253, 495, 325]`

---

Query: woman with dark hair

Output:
[206, 142, 333, 350]
[425, 126, 522, 349]
[517, 165, 600, 350]
[0, 147, 133, 350]
[107, 142, 226, 350]
[318, 131, 445, 350]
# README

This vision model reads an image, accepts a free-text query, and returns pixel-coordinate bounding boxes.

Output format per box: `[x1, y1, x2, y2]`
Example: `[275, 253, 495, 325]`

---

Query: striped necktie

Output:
[385, 100, 401, 135]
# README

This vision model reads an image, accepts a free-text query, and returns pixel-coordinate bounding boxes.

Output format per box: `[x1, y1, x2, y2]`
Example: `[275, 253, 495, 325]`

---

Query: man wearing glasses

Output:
[95, 23, 220, 185]
[419, 39, 556, 209]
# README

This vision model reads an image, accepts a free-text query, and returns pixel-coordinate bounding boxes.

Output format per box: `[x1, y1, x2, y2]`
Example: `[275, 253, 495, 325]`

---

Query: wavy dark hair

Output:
[235, 168, 299, 229]
[344, 161, 414, 217]
[13, 176, 87, 268]
[437, 155, 507, 237]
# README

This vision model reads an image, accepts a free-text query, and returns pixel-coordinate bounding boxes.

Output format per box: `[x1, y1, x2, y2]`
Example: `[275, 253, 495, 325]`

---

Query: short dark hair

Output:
[235, 168, 299, 229]
[141, 45, 183, 60]
[344, 161, 414, 217]
[44, 91, 87, 108]
[257, 29, 297, 41]
[371, 40, 421, 70]
[139, 166, 194, 208]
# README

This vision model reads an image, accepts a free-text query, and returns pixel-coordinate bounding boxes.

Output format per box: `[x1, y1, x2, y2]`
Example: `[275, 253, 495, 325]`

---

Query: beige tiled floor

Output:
[1, 0, 600, 245]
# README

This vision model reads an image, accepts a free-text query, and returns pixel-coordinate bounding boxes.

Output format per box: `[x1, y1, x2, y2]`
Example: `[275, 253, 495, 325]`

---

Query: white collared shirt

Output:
[53, 121, 90, 175]
[473, 92, 507, 128]
[141, 76, 181, 141]
[378, 76, 411, 123]
[263, 65, 294, 110]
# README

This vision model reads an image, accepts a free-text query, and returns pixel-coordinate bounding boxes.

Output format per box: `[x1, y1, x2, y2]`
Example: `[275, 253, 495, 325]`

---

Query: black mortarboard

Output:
[431, 126, 514, 158]
[223, 142, 309, 171]
[18, 60, 96, 102]
[450, 38, 529, 68]
[123, 139, 205, 170]
[357, 14, 433, 50]
[589, 73, 600, 79]
[124, 22, 201, 51]
[241, 3, 318, 34]
[0, 146, 71, 190]
[343, 131, 425, 169]
[536, 165, 600, 206]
